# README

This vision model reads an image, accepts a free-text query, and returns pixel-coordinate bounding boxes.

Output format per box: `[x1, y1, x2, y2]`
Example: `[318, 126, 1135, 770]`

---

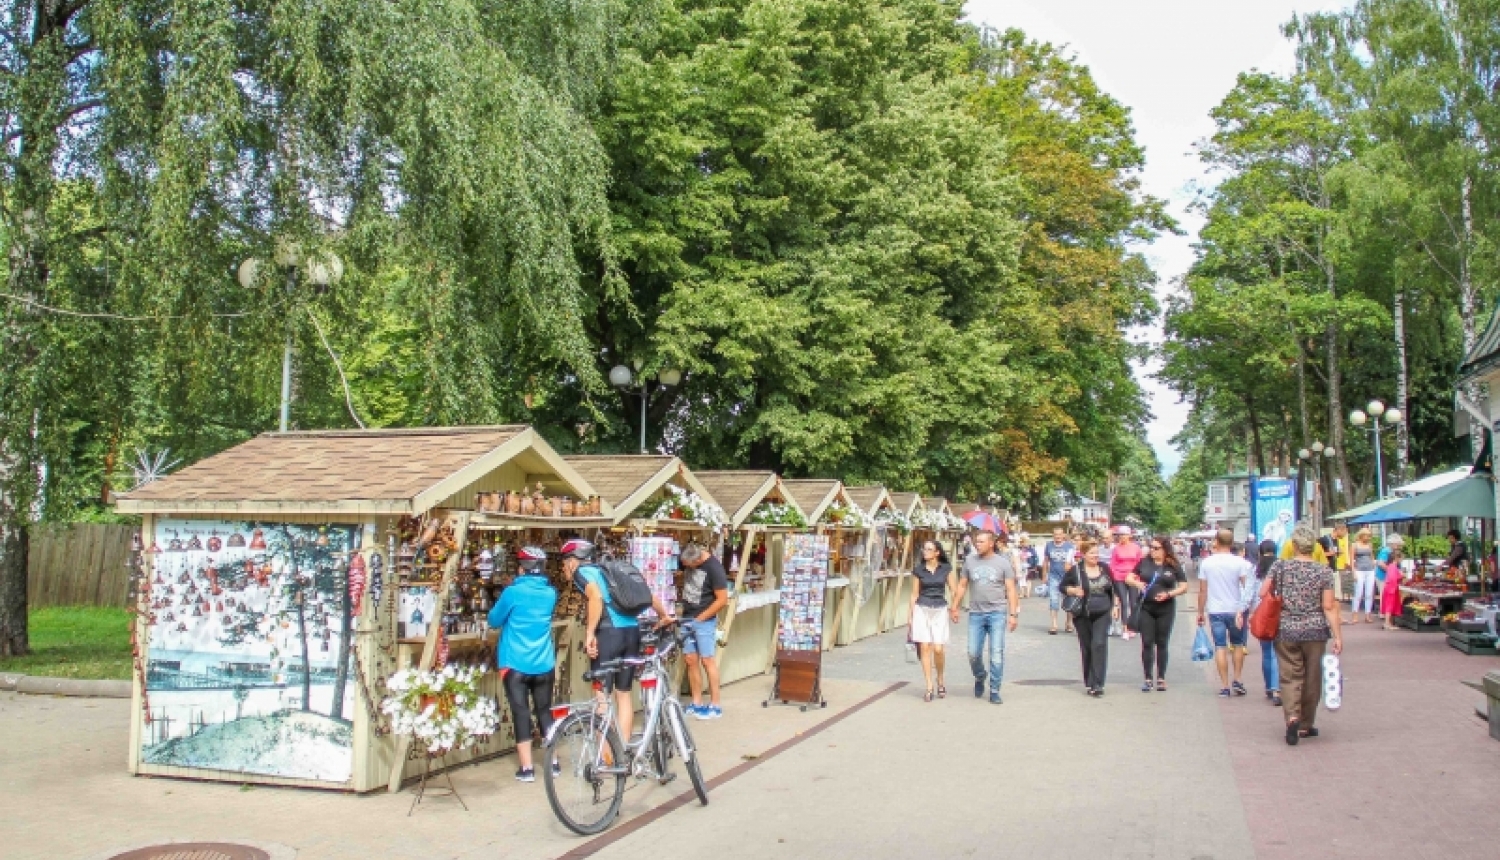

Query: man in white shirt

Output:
[1196, 528, 1253, 698]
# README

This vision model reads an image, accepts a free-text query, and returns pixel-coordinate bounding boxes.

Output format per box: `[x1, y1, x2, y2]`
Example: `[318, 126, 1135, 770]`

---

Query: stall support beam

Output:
[127, 514, 153, 774]
[387, 510, 470, 794]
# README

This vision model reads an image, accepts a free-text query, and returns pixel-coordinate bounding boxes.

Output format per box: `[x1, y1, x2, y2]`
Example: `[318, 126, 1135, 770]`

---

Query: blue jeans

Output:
[1258, 635, 1280, 692]
[1046, 572, 1064, 611]
[968, 610, 1007, 692]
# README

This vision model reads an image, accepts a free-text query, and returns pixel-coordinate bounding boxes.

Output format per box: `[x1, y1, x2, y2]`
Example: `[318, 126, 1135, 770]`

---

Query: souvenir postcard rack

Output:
[764, 534, 831, 710]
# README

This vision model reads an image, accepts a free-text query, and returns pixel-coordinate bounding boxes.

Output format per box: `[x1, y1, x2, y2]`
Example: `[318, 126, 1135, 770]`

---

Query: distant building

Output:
[1049, 493, 1109, 529]
[1204, 474, 1253, 543]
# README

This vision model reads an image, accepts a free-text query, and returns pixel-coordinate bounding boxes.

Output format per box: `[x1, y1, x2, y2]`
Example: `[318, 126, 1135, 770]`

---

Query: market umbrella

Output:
[1329, 496, 1399, 521]
[1350, 475, 1494, 524]
[963, 510, 1003, 534]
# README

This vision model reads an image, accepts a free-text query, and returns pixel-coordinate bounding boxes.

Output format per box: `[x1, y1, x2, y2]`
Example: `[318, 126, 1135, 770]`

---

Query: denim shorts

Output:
[1209, 612, 1247, 649]
[682, 617, 718, 658]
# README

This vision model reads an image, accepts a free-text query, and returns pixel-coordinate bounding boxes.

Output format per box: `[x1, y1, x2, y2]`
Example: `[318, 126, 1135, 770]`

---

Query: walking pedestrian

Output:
[1109, 526, 1144, 640]
[1348, 528, 1378, 624]
[1196, 528, 1252, 698]
[1380, 534, 1407, 630]
[908, 540, 956, 701]
[488, 546, 559, 782]
[1061, 540, 1117, 696]
[1042, 527, 1077, 635]
[679, 543, 730, 719]
[950, 529, 1019, 704]
[1016, 534, 1040, 600]
[1260, 523, 1343, 745]
[1250, 540, 1281, 706]
[1125, 536, 1189, 692]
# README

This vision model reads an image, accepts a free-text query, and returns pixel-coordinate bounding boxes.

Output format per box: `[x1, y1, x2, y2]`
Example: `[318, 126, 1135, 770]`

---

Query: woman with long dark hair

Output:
[908, 539, 955, 701]
[1251, 539, 1281, 706]
[1125, 537, 1190, 691]
[1061, 540, 1118, 697]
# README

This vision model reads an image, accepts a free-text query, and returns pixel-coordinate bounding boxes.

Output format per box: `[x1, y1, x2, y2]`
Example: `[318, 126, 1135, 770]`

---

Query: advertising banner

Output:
[1250, 478, 1298, 553]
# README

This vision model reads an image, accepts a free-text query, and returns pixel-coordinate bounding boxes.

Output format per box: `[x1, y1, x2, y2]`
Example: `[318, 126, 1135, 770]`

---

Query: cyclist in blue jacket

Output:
[488, 545, 558, 783]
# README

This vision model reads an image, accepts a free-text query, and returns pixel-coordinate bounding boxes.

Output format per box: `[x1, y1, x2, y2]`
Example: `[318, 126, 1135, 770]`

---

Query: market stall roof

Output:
[1350, 474, 1494, 524]
[1458, 298, 1500, 384]
[116, 425, 606, 517]
[562, 455, 719, 525]
[1391, 466, 1472, 497]
[695, 471, 803, 529]
[844, 485, 895, 517]
[888, 492, 925, 519]
[922, 497, 952, 516]
[1328, 497, 1398, 521]
[781, 479, 854, 524]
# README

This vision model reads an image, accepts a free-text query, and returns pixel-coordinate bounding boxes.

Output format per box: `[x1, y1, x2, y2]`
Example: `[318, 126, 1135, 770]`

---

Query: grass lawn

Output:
[0, 606, 132, 680]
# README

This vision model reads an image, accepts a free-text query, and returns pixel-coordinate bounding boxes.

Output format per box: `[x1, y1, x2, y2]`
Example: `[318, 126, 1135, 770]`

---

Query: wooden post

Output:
[718, 526, 760, 642]
[127, 515, 153, 774]
[387, 510, 470, 794]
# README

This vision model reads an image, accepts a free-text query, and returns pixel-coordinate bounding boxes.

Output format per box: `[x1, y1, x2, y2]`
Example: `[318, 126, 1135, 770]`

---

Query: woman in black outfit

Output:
[1125, 537, 1189, 692]
[1061, 540, 1118, 697]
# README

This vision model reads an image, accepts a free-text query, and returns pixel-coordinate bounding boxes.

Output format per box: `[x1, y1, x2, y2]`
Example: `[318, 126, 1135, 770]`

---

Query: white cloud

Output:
[963, 0, 1351, 475]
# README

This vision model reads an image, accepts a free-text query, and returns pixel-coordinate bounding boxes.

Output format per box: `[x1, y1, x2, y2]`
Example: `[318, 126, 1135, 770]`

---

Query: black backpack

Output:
[596, 559, 654, 618]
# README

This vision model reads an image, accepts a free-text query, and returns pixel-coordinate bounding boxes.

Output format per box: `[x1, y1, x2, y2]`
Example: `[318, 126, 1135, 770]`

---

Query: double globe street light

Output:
[610, 362, 682, 454]
[1298, 441, 1337, 530]
[1349, 399, 1403, 499]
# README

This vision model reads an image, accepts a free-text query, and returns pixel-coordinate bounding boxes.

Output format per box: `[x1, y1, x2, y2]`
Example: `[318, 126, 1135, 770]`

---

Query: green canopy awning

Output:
[1330, 497, 1399, 521]
[1350, 475, 1495, 524]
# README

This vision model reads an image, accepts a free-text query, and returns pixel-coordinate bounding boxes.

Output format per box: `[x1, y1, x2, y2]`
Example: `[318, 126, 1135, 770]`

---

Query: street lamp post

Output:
[239, 242, 343, 432]
[1297, 442, 1338, 530]
[610, 363, 682, 454]
[1349, 399, 1404, 499]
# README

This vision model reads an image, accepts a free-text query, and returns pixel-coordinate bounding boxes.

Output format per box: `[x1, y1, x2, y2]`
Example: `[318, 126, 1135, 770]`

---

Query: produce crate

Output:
[1447, 630, 1499, 656]
[1395, 612, 1443, 632]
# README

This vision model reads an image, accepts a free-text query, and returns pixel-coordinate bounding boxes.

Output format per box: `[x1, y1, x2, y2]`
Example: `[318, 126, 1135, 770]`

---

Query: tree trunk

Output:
[1393, 281, 1409, 482]
[330, 554, 352, 722]
[1460, 172, 1482, 456]
[1323, 257, 1354, 509]
[1245, 397, 1266, 476]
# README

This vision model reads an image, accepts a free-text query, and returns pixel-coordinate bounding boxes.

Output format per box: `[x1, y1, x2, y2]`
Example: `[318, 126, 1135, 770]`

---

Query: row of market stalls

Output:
[114, 425, 979, 792]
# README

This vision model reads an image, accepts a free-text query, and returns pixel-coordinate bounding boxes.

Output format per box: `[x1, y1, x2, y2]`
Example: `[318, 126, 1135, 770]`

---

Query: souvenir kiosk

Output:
[835, 486, 902, 645]
[878, 493, 928, 632]
[782, 480, 866, 650]
[693, 471, 807, 684]
[115, 426, 612, 794]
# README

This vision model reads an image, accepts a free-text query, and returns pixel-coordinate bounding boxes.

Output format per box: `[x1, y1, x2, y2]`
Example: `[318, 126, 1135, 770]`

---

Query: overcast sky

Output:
[962, 0, 1350, 475]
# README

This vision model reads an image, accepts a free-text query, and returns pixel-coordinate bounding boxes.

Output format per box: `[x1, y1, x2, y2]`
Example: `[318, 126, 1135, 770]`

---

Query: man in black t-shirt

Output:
[680, 544, 730, 719]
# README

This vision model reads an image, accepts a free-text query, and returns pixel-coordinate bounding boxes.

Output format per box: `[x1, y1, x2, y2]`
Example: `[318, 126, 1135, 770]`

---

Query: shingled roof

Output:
[844, 485, 893, 516]
[781, 479, 848, 524]
[922, 497, 951, 516]
[888, 492, 924, 517]
[695, 471, 801, 528]
[562, 455, 719, 524]
[116, 426, 598, 516]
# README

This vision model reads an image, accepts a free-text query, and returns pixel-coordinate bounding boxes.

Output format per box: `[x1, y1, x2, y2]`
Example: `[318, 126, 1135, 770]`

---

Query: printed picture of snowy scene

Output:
[140, 519, 361, 783]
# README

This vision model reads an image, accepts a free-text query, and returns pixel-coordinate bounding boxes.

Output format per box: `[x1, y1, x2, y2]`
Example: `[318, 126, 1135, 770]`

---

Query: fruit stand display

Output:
[1397, 578, 1469, 633]
[115, 426, 611, 794]
[694, 471, 809, 685]
[836, 486, 902, 645]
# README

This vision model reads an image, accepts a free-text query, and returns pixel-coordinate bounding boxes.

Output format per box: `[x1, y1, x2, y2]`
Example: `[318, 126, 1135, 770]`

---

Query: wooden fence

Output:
[27, 522, 137, 608]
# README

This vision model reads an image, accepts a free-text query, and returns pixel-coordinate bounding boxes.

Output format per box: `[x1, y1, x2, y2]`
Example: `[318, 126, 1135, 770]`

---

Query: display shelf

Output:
[469, 513, 614, 530]
[825, 577, 850, 589]
[734, 589, 782, 613]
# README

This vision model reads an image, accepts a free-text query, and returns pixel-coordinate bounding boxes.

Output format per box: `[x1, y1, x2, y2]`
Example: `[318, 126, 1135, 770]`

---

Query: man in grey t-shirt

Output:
[951, 529, 1020, 704]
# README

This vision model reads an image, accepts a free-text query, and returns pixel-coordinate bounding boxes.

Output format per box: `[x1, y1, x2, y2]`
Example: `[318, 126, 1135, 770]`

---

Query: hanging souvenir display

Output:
[369, 552, 385, 609]
[249, 529, 267, 551]
[348, 552, 367, 611]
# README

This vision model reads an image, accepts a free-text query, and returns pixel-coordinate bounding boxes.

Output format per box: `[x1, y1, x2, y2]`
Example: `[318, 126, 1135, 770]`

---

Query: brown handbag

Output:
[1249, 568, 1282, 640]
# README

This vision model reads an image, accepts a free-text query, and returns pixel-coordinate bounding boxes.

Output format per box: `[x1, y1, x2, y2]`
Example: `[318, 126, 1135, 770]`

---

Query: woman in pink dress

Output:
[1380, 535, 1405, 630]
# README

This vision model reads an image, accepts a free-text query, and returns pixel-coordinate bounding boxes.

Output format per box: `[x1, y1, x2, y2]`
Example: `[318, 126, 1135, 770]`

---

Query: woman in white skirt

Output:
[909, 539, 956, 701]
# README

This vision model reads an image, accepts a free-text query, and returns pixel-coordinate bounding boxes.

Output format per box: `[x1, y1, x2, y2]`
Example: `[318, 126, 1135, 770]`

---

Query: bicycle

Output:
[542, 624, 709, 835]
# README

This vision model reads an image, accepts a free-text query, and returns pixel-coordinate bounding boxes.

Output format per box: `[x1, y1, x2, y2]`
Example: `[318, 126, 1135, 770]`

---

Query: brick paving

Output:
[1214, 619, 1500, 860]
[6, 602, 1499, 860]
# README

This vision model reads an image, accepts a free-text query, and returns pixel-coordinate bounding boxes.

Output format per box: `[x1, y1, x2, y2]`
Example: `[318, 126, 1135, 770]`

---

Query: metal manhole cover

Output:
[1013, 679, 1079, 687]
[108, 844, 270, 860]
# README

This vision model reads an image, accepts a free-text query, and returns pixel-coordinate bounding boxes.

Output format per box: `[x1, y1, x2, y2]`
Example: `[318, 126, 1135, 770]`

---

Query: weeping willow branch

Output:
[306, 307, 366, 429]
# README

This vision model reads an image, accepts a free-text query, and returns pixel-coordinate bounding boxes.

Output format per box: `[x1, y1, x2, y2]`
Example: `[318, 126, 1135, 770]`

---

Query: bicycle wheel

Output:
[665, 699, 708, 806]
[543, 712, 626, 835]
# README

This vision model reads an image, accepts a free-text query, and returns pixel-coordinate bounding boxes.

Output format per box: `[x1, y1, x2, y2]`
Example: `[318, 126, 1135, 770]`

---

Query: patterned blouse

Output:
[1269, 559, 1333, 642]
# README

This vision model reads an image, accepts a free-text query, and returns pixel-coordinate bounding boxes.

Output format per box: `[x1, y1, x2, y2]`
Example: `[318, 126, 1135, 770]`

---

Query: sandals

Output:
[937, 685, 946, 699]
[924, 689, 934, 703]
[1049, 627, 1058, 635]
[1298, 727, 1320, 739]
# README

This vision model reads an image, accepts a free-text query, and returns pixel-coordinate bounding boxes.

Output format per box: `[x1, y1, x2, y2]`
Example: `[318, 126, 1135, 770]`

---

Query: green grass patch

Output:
[0, 606, 133, 680]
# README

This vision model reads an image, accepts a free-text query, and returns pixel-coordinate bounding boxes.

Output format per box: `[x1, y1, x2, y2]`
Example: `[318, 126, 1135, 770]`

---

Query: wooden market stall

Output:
[881, 493, 928, 632]
[693, 471, 807, 685]
[835, 486, 902, 645]
[782, 480, 863, 650]
[115, 426, 613, 794]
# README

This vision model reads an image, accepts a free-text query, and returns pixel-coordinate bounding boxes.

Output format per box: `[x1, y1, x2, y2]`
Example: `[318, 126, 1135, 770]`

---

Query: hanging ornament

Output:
[435, 628, 450, 670]
[192, 604, 203, 617]
[347, 553, 367, 611]
[131, 532, 144, 553]
[207, 531, 223, 553]
[215, 601, 224, 613]
[369, 553, 385, 609]
[316, 526, 330, 548]
[167, 531, 184, 552]
[176, 622, 188, 633]
[249, 529, 267, 551]
[187, 533, 203, 552]
[477, 548, 494, 583]
[227, 531, 246, 549]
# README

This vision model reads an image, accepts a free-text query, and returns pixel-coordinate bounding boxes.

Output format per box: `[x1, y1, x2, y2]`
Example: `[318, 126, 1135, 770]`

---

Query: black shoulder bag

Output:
[1061, 564, 1087, 617]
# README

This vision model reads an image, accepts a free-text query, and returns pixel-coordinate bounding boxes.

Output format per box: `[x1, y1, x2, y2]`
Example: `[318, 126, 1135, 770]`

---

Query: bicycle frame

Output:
[544, 627, 689, 776]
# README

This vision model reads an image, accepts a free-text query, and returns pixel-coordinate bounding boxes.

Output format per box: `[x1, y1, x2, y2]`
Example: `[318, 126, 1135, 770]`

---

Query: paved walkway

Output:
[4, 600, 1497, 860]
